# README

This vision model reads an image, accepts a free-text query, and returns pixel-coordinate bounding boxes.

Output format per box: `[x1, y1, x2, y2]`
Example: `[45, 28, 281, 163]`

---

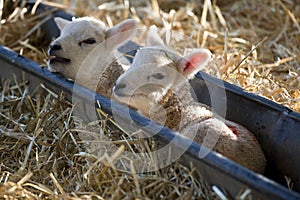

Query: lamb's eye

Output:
[152, 73, 165, 80]
[79, 38, 96, 46]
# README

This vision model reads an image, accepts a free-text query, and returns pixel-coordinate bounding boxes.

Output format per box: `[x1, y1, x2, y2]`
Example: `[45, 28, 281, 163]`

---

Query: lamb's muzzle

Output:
[49, 43, 62, 52]
[113, 82, 127, 96]
[48, 41, 71, 66]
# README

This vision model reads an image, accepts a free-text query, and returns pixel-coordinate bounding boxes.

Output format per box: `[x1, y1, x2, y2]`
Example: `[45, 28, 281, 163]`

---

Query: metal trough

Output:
[0, 2, 300, 199]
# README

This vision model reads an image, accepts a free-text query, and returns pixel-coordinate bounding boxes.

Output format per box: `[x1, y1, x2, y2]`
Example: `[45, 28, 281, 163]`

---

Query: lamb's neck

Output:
[96, 60, 124, 98]
[171, 81, 195, 106]
[156, 89, 184, 130]
[147, 86, 193, 131]
[146, 82, 213, 132]
[77, 52, 123, 98]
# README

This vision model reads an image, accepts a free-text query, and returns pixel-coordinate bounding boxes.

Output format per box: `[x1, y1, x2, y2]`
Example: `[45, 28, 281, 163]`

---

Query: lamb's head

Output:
[48, 17, 137, 80]
[113, 27, 212, 112]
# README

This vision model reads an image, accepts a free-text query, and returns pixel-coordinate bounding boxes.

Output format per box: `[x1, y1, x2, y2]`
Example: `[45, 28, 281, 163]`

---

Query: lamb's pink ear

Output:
[146, 25, 164, 47]
[105, 19, 138, 49]
[54, 17, 71, 31]
[177, 49, 212, 78]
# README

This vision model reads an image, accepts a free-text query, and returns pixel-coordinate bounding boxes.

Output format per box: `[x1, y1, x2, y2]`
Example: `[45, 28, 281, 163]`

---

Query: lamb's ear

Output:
[105, 19, 138, 49]
[147, 25, 164, 47]
[177, 49, 212, 78]
[54, 17, 71, 31]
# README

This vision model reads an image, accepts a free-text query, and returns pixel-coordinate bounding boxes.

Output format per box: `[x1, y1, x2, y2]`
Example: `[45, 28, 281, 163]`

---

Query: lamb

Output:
[113, 27, 266, 173]
[48, 17, 137, 98]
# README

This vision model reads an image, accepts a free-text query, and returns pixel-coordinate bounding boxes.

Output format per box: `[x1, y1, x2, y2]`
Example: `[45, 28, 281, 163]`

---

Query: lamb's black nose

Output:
[49, 43, 62, 55]
[50, 43, 62, 51]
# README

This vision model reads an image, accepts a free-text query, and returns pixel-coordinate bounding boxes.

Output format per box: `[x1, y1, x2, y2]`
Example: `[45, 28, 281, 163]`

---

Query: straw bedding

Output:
[0, 0, 299, 199]
[0, 77, 222, 199]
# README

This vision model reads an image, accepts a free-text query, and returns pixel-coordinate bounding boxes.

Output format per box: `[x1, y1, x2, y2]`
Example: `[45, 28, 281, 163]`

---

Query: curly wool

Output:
[96, 60, 124, 98]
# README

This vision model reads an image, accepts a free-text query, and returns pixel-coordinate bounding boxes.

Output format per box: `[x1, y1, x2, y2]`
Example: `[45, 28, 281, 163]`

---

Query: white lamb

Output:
[113, 28, 266, 173]
[48, 17, 137, 98]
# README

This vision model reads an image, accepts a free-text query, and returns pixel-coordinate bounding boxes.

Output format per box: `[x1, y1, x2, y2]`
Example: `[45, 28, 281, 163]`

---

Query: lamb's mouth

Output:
[49, 56, 71, 64]
[114, 92, 148, 102]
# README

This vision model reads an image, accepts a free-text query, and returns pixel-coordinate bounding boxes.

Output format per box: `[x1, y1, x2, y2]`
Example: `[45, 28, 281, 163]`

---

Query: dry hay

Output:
[0, 77, 230, 199]
[1, 0, 299, 112]
[0, 0, 299, 198]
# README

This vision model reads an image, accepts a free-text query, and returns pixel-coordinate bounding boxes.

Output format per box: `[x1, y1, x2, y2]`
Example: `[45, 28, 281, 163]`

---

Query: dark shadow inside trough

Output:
[1, 2, 299, 199]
